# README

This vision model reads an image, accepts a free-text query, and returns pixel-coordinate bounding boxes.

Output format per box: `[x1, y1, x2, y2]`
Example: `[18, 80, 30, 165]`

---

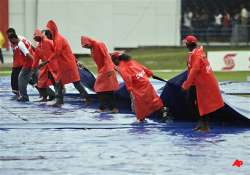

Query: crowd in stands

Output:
[181, 1, 250, 43]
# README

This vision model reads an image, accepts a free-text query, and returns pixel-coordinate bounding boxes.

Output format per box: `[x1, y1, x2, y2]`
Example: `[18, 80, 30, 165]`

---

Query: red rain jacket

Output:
[182, 46, 224, 116]
[12, 37, 32, 68]
[32, 29, 60, 88]
[46, 20, 80, 85]
[81, 36, 119, 92]
[118, 60, 163, 120]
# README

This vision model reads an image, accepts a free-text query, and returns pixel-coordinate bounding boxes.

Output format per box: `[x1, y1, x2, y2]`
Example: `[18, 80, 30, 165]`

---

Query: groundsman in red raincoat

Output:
[81, 36, 119, 112]
[32, 29, 60, 101]
[182, 35, 224, 131]
[46, 20, 89, 106]
[111, 52, 168, 121]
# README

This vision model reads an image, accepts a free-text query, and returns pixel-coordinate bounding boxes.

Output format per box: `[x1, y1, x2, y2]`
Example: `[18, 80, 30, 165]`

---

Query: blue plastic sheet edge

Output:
[160, 71, 250, 124]
[79, 67, 250, 125]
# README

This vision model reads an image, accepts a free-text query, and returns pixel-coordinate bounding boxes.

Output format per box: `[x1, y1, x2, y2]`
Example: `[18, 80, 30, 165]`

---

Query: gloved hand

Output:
[38, 60, 49, 69]
[107, 71, 113, 77]
[29, 69, 38, 86]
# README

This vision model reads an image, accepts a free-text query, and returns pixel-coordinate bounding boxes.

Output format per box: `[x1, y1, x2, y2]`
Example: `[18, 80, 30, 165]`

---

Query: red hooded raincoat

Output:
[46, 20, 80, 85]
[182, 46, 224, 116]
[81, 36, 119, 92]
[118, 60, 164, 120]
[32, 29, 60, 88]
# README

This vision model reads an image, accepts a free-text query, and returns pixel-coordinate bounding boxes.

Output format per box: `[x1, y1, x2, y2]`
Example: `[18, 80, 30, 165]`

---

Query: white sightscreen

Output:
[36, 0, 181, 54]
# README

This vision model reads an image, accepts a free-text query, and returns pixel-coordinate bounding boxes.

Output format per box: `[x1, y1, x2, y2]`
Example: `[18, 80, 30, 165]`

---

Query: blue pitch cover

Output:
[160, 71, 250, 124]
[79, 67, 96, 90]
[78, 67, 249, 125]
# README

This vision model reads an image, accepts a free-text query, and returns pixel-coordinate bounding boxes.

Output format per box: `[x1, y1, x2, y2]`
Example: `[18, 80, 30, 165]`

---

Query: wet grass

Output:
[1, 70, 248, 81]
[76, 46, 250, 81]
[77, 46, 250, 70]
[1, 46, 249, 81]
[152, 71, 250, 81]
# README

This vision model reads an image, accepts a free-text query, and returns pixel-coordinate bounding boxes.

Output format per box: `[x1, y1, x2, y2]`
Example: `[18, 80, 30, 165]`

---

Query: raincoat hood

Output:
[111, 51, 122, 60]
[33, 29, 44, 39]
[81, 36, 95, 47]
[46, 20, 58, 39]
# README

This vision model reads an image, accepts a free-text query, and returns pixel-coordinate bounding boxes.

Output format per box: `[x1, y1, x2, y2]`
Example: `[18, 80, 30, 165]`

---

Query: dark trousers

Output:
[186, 86, 208, 121]
[48, 72, 88, 102]
[47, 72, 63, 103]
[30, 70, 55, 99]
[73, 81, 88, 98]
[186, 86, 199, 120]
[38, 87, 55, 99]
[98, 91, 116, 110]
[11, 67, 22, 94]
[0, 48, 3, 63]
[18, 68, 32, 100]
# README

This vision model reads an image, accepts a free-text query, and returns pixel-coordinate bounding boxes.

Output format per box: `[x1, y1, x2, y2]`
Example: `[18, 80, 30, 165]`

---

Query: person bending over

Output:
[111, 52, 168, 122]
[6, 28, 30, 97]
[32, 29, 59, 101]
[46, 20, 89, 107]
[81, 36, 119, 113]
[8, 33, 34, 101]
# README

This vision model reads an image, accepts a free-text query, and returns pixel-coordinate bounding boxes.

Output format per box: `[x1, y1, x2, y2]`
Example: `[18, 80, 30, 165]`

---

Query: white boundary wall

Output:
[9, 0, 181, 54]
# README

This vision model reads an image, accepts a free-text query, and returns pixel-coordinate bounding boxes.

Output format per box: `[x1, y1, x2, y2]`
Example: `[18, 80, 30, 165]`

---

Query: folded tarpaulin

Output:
[160, 71, 250, 125]
[79, 67, 96, 90]
[79, 68, 250, 125]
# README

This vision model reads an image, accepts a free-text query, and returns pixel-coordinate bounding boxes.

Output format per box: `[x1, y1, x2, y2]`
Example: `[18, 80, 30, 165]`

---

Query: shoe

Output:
[110, 108, 119, 113]
[197, 126, 210, 132]
[197, 121, 210, 132]
[51, 98, 63, 107]
[160, 107, 171, 122]
[34, 98, 48, 102]
[136, 118, 146, 123]
[51, 102, 63, 107]
[83, 97, 91, 105]
[17, 96, 29, 102]
[192, 120, 210, 132]
[97, 108, 106, 112]
[162, 107, 168, 118]
[48, 95, 55, 101]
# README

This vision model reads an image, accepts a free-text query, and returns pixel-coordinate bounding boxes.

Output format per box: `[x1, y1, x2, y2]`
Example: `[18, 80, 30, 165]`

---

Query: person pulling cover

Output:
[81, 36, 119, 113]
[32, 29, 58, 101]
[8, 33, 34, 101]
[111, 52, 168, 122]
[6, 28, 31, 98]
[182, 35, 224, 132]
[46, 20, 89, 107]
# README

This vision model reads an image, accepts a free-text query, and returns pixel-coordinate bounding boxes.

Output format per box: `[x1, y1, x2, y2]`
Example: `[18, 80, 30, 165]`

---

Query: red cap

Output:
[183, 35, 198, 44]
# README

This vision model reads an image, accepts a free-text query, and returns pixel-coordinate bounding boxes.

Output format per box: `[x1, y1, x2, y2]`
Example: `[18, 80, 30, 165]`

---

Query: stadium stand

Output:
[181, 0, 250, 44]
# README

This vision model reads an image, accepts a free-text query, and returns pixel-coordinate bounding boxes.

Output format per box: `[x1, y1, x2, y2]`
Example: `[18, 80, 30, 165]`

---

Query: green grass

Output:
[1, 46, 250, 81]
[77, 46, 250, 70]
[75, 46, 249, 81]
[153, 71, 250, 81]
[0, 63, 11, 76]
[0, 71, 11, 76]
[1, 70, 248, 81]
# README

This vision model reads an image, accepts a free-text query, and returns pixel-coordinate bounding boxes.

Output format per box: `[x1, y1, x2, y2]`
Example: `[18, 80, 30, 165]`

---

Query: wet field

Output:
[0, 77, 249, 175]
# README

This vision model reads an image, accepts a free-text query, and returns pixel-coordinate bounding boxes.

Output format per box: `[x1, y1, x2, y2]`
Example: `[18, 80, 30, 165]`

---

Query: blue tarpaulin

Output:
[0, 68, 249, 126]
[160, 71, 250, 125]
[78, 68, 250, 125]
[1, 69, 250, 175]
